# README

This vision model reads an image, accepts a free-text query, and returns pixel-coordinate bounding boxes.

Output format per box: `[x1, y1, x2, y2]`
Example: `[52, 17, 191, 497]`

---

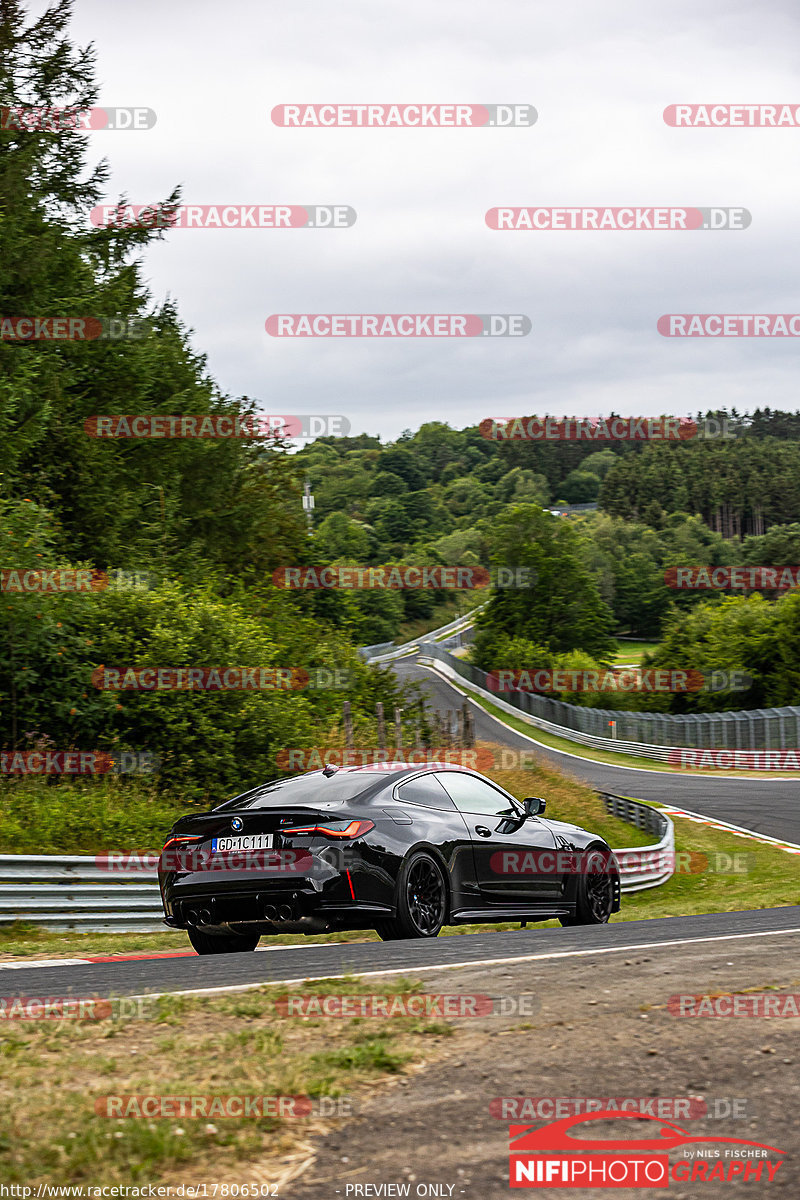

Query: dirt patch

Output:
[287, 933, 800, 1199]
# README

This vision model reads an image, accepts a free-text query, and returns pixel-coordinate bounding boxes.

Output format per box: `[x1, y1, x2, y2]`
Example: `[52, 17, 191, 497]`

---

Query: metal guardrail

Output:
[363, 606, 487, 665]
[0, 796, 674, 930]
[357, 640, 396, 661]
[600, 793, 675, 892]
[0, 855, 164, 932]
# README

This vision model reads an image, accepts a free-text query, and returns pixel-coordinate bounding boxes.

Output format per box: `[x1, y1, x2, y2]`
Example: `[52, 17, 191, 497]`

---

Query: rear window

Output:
[216, 772, 383, 810]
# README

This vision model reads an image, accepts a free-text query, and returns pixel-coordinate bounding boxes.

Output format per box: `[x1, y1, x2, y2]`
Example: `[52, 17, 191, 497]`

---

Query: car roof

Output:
[215, 762, 519, 811]
[319, 762, 467, 775]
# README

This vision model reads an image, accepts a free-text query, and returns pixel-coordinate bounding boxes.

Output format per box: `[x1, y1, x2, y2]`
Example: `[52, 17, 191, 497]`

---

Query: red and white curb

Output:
[0, 942, 344, 971]
[655, 801, 800, 856]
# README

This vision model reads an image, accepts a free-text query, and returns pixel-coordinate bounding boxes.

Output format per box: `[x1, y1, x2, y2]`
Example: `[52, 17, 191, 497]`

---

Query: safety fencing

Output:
[416, 639, 800, 757]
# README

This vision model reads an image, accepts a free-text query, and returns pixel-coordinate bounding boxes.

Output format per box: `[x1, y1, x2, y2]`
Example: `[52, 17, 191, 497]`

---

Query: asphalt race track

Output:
[3, 908, 799, 998]
[393, 655, 800, 842]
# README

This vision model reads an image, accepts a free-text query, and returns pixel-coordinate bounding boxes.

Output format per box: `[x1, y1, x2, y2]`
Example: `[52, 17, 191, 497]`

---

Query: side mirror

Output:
[523, 797, 546, 816]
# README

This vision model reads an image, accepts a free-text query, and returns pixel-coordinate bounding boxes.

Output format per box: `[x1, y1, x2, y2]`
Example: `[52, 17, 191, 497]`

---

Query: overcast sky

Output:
[50, 0, 800, 440]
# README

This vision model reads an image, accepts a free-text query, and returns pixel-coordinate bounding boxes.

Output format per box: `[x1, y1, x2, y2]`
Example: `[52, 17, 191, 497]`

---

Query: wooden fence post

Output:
[462, 700, 474, 747]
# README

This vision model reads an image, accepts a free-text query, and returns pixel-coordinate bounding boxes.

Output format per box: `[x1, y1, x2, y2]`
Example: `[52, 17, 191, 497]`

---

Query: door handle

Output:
[475, 826, 492, 837]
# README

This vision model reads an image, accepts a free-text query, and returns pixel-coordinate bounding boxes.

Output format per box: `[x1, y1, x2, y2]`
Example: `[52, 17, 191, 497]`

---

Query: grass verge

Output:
[610, 640, 659, 665]
[0, 975, 451, 1187]
[0, 778, 190, 855]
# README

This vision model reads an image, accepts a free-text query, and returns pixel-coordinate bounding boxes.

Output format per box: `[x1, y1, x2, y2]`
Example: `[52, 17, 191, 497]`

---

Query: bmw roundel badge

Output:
[231, 817, 244, 831]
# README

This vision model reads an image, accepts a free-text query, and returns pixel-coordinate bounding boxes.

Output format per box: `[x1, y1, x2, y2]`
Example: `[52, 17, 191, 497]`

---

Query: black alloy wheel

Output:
[376, 850, 448, 940]
[560, 848, 615, 926]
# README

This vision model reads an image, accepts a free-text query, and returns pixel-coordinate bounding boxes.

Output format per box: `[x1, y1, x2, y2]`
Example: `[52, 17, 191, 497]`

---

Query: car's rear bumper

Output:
[161, 879, 394, 932]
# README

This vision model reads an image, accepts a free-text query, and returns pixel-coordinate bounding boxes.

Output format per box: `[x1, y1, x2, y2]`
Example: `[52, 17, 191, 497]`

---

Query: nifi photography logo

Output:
[508, 1111, 784, 1188]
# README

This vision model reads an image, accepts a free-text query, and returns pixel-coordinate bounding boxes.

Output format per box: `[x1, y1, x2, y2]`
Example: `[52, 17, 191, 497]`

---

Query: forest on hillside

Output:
[5, 4, 800, 781]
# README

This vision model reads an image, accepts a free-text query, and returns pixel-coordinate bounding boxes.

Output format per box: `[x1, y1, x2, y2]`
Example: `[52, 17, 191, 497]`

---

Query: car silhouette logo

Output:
[510, 1111, 784, 1155]
[231, 817, 244, 831]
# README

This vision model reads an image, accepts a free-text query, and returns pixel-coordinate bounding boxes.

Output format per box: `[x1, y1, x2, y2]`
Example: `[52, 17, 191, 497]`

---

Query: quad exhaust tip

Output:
[188, 900, 300, 926]
[185, 907, 212, 926]
[263, 898, 298, 922]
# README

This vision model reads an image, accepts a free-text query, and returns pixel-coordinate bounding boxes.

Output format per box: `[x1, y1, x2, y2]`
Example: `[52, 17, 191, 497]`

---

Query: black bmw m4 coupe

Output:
[159, 763, 621, 953]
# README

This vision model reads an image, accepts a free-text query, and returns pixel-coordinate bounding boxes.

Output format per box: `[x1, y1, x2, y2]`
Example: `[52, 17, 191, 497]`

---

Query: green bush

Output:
[0, 566, 413, 803]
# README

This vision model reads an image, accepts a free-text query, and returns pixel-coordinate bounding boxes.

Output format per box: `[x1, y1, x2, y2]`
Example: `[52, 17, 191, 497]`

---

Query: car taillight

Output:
[160, 835, 203, 870]
[162, 835, 202, 852]
[286, 819, 375, 839]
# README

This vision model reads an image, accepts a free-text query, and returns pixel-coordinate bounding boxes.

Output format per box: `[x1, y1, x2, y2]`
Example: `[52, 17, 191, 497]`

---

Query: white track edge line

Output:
[119, 926, 800, 1002]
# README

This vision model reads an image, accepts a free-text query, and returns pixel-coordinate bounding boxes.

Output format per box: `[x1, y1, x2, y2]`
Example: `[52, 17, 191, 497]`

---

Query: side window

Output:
[435, 772, 517, 817]
[396, 775, 457, 810]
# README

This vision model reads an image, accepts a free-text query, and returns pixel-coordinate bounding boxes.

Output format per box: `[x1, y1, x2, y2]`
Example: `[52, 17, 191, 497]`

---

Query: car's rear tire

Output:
[376, 850, 448, 940]
[187, 927, 261, 954]
[559, 848, 615, 926]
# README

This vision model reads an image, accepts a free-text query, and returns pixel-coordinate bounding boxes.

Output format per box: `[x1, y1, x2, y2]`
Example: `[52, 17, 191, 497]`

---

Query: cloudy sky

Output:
[52, 0, 800, 440]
